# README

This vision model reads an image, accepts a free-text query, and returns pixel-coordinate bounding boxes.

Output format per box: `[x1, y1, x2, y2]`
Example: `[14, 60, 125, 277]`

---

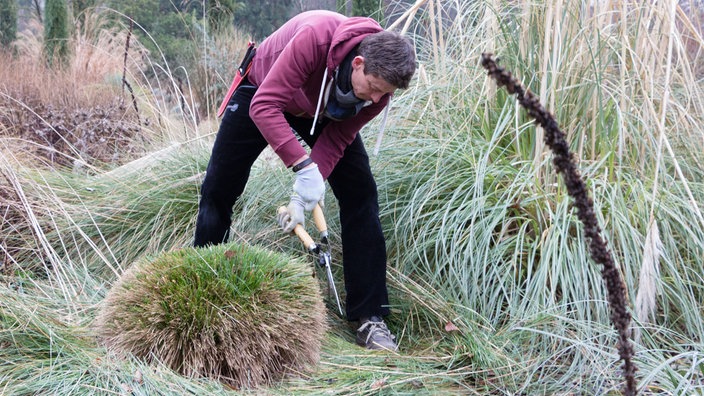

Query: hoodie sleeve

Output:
[249, 26, 323, 168]
[310, 98, 388, 179]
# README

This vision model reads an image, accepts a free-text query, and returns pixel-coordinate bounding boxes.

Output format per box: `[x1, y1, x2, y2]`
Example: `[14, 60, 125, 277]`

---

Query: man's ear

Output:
[352, 56, 365, 70]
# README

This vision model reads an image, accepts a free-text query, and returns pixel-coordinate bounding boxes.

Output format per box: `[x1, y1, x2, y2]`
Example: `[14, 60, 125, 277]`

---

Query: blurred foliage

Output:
[44, 0, 70, 67]
[233, 0, 294, 40]
[337, 0, 383, 21]
[106, 0, 201, 70]
[353, 0, 383, 21]
[70, 0, 96, 26]
[0, 0, 18, 47]
[106, 0, 295, 69]
[203, 0, 244, 32]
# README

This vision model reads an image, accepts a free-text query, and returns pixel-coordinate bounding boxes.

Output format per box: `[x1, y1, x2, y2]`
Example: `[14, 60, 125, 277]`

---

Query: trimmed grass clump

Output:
[94, 242, 327, 389]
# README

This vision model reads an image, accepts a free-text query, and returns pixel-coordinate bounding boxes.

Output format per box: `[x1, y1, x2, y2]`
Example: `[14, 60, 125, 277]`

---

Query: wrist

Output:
[292, 157, 314, 172]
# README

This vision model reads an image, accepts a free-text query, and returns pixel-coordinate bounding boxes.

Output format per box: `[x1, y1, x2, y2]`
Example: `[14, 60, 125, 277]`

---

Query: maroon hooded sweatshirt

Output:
[248, 10, 389, 179]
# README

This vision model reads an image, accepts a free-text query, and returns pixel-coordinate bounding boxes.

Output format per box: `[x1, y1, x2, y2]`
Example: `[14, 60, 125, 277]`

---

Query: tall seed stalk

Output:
[481, 53, 637, 396]
[121, 19, 140, 125]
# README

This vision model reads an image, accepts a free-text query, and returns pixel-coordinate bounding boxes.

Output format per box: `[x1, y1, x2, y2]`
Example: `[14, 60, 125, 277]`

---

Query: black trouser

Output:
[194, 83, 390, 321]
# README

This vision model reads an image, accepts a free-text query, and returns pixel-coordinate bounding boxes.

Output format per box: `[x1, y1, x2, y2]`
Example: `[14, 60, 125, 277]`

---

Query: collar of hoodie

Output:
[309, 68, 392, 157]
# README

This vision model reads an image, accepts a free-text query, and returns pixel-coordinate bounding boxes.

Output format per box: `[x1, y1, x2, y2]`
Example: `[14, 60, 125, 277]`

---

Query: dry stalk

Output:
[121, 19, 140, 125]
[480, 53, 637, 396]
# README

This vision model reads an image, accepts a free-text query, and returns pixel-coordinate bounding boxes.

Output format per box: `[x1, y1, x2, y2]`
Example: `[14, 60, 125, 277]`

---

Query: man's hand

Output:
[292, 163, 325, 210]
[277, 199, 304, 233]
[278, 162, 324, 233]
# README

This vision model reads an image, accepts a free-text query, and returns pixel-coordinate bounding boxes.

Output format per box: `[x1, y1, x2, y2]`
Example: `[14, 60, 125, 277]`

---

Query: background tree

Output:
[352, 0, 382, 20]
[292, 0, 335, 14]
[107, 0, 204, 71]
[0, 0, 19, 48]
[233, 0, 293, 40]
[336, 0, 352, 15]
[71, 0, 95, 26]
[205, 0, 243, 32]
[44, 0, 70, 67]
[337, 0, 382, 20]
[17, 0, 42, 23]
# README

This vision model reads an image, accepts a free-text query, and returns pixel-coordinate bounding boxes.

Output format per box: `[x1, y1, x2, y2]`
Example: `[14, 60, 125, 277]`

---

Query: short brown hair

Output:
[358, 31, 416, 89]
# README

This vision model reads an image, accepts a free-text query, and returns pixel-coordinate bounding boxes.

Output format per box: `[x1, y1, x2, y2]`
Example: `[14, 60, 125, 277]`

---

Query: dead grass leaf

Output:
[371, 377, 388, 389]
[444, 321, 460, 332]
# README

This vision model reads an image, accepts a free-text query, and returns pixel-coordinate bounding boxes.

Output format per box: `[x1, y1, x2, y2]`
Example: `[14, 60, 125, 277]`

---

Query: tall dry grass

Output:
[372, 0, 704, 393]
[0, 14, 149, 169]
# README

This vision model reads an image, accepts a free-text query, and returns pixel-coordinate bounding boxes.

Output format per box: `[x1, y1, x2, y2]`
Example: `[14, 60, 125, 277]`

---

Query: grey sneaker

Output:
[356, 316, 398, 351]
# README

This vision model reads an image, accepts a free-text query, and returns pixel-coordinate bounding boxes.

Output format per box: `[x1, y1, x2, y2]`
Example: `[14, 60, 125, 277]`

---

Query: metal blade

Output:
[323, 254, 343, 316]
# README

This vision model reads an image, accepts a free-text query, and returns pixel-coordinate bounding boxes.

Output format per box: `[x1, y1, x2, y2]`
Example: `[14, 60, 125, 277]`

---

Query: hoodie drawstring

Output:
[373, 97, 391, 155]
[310, 68, 329, 135]
[310, 66, 390, 156]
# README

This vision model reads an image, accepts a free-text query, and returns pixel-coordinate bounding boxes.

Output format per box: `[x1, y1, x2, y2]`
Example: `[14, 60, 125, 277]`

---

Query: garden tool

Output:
[217, 41, 256, 117]
[277, 204, 344, 316]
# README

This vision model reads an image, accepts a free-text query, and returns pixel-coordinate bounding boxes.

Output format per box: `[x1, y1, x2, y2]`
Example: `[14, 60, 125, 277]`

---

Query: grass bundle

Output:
[94, 242, 327, 388]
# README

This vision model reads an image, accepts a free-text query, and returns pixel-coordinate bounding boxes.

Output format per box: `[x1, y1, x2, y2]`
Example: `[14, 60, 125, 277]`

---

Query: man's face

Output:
[350, 56, 396, 104]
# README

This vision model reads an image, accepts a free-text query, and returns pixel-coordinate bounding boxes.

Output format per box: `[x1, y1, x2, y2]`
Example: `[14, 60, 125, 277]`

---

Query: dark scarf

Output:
[324, 47, 367, 121]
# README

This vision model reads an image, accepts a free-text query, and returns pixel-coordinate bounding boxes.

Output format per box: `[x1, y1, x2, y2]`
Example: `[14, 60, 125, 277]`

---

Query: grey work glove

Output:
[292, 163, 325, 210]
[277, 200, 304, 233]
[279, 163, 325, 233]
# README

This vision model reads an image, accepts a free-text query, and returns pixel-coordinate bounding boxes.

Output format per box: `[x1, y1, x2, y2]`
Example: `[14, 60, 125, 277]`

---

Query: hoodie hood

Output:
[327, 17, 383, 72]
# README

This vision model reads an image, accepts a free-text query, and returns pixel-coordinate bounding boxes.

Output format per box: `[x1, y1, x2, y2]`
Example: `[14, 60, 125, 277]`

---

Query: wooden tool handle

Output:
[312, 204, 327, 235]
[278, 206, 316, 250]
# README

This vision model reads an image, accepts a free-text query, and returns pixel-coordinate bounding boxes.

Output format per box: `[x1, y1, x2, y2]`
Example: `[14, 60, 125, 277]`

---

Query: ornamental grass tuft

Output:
[481, 53, 637, 396]
[94, 242, 327, 389]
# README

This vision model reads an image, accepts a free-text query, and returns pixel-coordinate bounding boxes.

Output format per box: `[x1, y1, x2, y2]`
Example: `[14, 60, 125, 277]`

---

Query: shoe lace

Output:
[358, 320, 395, 344]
